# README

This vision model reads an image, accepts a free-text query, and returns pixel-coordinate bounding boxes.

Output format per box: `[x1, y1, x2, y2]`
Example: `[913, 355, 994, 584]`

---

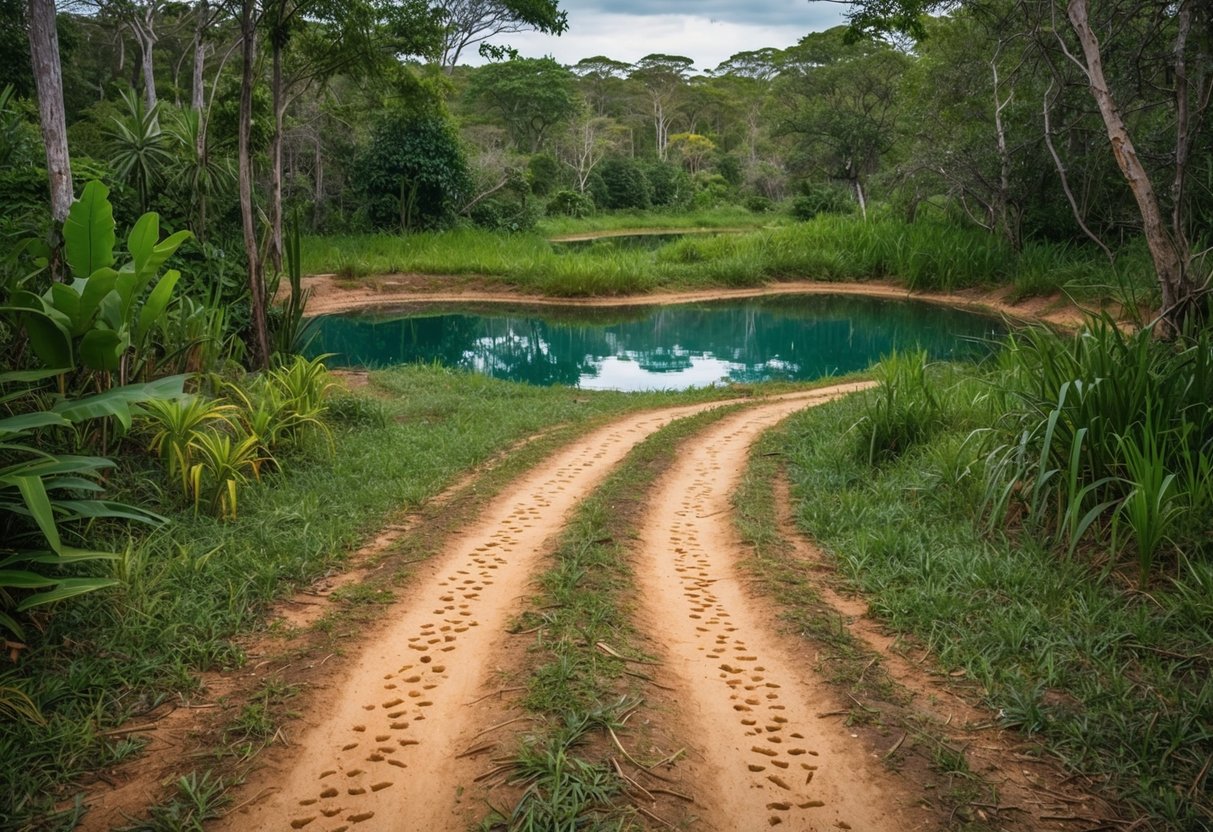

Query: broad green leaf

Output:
[17, 577, 121, 610]
[63, 181, 116, 279]
[79, 328, 128, 372]
[16, 549, 121, 565]
[13, 475, 62, 553]
[143, 229, 192, 278]
[136, 269, 181, 344]
[56, 499, 166, 525]
[78, 268, 121, 330]
[0, 569, 58, 589]
[127, 212, 159, 276]
[53, 376, 187, 426]
[0, 411, 72, 436]
[3, 296, 73, 369]
[0, 367, 68, 384]
[47, 283, 82, 330]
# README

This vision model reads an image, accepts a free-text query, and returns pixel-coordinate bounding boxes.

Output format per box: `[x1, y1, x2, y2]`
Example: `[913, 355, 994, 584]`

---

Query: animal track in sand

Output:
[214, 398, 764, 832]
[633, 387, 929, 831]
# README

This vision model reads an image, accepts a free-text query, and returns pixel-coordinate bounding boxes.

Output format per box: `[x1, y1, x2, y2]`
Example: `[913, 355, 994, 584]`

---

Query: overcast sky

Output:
[473, 0, 847, 73]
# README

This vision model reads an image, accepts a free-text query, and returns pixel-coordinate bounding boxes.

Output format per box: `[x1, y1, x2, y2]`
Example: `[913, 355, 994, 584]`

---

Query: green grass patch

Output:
[535, 205, 778, 236]
[302, 215, 1147, 300]
[0, 366, 746, 829]
[781, 372, 1213, 829]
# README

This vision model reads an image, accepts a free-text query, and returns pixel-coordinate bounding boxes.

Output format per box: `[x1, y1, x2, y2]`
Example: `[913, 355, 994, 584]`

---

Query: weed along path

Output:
[633, 392, 924, 831]
[214, 397, 770, 832]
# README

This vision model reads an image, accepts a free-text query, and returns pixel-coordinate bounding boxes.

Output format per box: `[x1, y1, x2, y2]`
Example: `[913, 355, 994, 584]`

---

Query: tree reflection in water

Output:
[306, 295, 1004, 390]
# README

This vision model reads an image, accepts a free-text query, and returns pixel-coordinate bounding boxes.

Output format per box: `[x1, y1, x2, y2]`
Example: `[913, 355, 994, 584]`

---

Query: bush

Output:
[546, 189, 595, 218]
[527, 153, 562, 196]
[643, 161, 692, 208]
[353, 110, 470, 231]
[743, 195, 774, 213]
[597, 157, 651, 210]
[854, 350, 943, 465]
[790, 182, 853, 220]
[469, 198, 539, 233]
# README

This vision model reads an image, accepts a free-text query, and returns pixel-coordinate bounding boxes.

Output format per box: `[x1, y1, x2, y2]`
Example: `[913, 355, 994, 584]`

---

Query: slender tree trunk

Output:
[191, 0, 207, 113]
[136, 24, 157, 110]
[1067, 0, 1194, 334]
[991, 51, 1017, 249]
[313, 136, 323, 230]
[239, 0, 270, 368]
[27, 0, 73, 231]
[269, 39, 285, 273]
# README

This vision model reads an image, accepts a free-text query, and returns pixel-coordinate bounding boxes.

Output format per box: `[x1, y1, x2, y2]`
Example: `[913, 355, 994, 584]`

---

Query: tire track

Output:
[214, 397, 783, 832]
[634, 389, 931, 831]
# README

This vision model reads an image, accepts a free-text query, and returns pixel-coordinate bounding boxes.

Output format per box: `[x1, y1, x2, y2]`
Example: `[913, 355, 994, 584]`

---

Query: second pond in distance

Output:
[305, 294, 1006, 391]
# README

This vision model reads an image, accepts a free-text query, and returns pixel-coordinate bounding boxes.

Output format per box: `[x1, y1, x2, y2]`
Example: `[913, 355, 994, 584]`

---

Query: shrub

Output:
[790, 182, 853, 220]
[743, 195, 774, 213]
[546, 189, 595, 218]
[597, 157, 651, 209]
[853, 350, 943, 465]
[643, 161, 692, 208]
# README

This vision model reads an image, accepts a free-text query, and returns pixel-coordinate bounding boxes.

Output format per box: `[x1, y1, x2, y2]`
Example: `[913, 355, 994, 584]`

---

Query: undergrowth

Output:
[782, 342, 1213, 829]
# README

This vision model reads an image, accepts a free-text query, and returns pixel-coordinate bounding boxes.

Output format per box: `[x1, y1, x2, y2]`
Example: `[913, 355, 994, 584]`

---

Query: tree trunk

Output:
[136, 20, 157, 110]
[28, 0, 73, 227]
[1067, 0, 1194, 335]
[239, 0, 270, 368]
[313, 136, 323, 230]
[191, 0, 207, 114]
[269, 38, 285, 273]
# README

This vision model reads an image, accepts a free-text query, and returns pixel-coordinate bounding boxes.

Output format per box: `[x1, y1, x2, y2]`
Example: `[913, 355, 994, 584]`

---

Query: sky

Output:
[475, 0, 847, 73]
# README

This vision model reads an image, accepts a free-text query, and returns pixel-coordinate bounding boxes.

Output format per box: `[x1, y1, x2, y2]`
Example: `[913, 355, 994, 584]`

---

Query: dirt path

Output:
[633, 396, 930, 831]
[215, 397, 772, 832]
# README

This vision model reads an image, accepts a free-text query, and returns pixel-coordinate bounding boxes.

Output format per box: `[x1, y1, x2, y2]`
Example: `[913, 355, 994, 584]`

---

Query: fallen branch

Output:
[465, 686, 525, 706]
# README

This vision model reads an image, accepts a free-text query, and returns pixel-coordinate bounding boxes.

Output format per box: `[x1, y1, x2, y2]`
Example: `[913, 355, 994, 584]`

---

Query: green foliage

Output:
[596, 157, 651, 210]
[106, 89, 173, 214]
[743, 195, 774, 213]
[464, 57, 578, 153]
[642, 160, 692, 208]
[139, 396, 240, 495]
[545, 189, 595, 218]
[790, 182, 853, 220]
[0, 370, 181, 640]
[353, 110, 470, 231]
[11, 181, 191, 385]
[983, 320, 1213, 574]
[527, 152, 562, 196]
[854, 350, 941, 465]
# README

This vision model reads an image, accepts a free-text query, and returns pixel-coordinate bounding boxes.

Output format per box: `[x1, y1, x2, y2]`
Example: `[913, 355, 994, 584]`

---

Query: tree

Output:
[556, 105, 622, 193]
[436, 0, 565, 68]
[354, 109, 470, 230]
[630, 54, 693, 161]
[465, 56, 578, 153]
[667, 132, 714, 175]
[774, 28, 908, 218]
[26, 0, 72, 228]
[831, 0, 1212, 333]
[571, 54, 630, 115]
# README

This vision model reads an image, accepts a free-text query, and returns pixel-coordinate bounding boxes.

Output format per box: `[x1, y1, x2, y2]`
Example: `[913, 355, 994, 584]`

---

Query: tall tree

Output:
[27, 0, 73, 227]
[629, 53, 693, 161]
[832, 0, 1212, 332]
[435, 0, 565, 68]
[465, 56, 578, 152]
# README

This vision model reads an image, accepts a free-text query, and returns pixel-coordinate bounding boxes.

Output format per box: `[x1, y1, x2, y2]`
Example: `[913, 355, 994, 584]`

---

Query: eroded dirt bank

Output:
[297, 273, 1093, 329]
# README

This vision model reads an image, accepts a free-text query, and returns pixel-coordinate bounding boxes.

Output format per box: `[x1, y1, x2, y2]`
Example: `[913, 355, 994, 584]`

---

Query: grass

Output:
[482, 405, 741, 831]
[780, 367, 1213, 829]
[535, 204, 779, 236]
[302, 213, 1151, 301]
[0, 365, 749, 829]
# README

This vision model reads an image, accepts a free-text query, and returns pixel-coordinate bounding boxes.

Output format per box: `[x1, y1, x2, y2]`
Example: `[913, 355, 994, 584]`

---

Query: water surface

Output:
[306, 294, 1003, 391]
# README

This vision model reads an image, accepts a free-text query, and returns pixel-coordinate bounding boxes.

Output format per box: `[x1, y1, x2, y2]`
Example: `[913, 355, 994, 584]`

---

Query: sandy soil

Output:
[296, 272, 1097, 330]
[631, 390, 930, 831]
[213, 398, 749, 832]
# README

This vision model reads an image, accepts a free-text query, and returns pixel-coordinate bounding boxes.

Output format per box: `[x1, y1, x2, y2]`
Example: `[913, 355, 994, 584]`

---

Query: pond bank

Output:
[297, 273, 1098, 330]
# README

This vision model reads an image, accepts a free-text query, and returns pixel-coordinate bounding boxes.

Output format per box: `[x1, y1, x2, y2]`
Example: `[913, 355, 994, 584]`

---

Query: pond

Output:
[305, 294, 1005, 391]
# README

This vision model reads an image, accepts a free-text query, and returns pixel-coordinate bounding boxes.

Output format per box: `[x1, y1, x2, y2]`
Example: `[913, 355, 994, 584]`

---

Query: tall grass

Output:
[784, 360, 1213, 827]
[303, 215, 1141, 299]
[983, 319, 1213, 575]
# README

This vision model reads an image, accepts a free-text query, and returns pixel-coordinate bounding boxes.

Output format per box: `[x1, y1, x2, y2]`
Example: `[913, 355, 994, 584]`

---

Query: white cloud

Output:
[466, 6, 846, 71]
